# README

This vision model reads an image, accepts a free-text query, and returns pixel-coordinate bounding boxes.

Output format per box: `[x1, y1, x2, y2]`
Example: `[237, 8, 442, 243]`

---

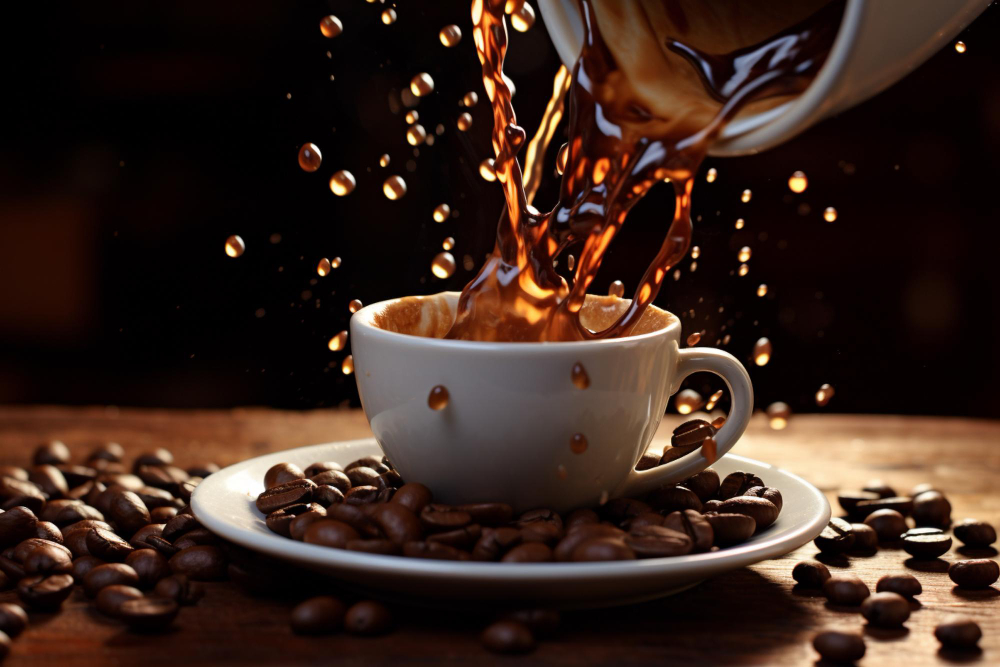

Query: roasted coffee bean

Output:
[823, 574, 870, 605]
[792, 561, 831, 588]
[717, 471, 764, 500]
[902, 533, 952, 559]
[133, 486, 176, 511]
[34, 441, 71, 466]
[125, 549, 169, 588]
[743, 486, 783, 513]
[171, 529, 220, 551]
[72, 555, 103, 582]
[288, 509, 328, 541]
[98, 473, 145, 493]
[263, 463, 305, 490]
[662, 510, 713, 552]
[473, 527, 524, 561]
[313, 485, 345, 508]
[876, 574, 922, 598]
[108, 490, 151, 537]
[862, 480, 896, 499]
[812, 630, 865, 663]
[910, 483, 937, 497]
[13, 537, 66, 563]
[187, 463, 219, 478]
[291, 595, 347, 635]
[459, 503, 514, 526]
[814, 518, 855, 553]
[572, 537, 636, 561]
[391, 483, 432, 514]
[849, 523, 879, 552]
[325, 504, 379, 537]
[705, 512, 756, 546]
[133, 448, 175, 470]
[718, 496, 778, 531]
[702, 499, 723, 513]
[626, 512, 665, 531]
[948, 559, 999, 589]
[176, 478, 201, 504]
[599, 498, 651, 524]
[516, 510, 563, 545]
[255, 479, 316, 514]
[659, 444, 698, 464]
[839, 488, 880, 515]
[671, 419, 716, 448]
[646, 486, 702, 513]
[901, 526, 943, 539]
[501, 542, 554, 563]
[953, 519, 997, 548]
[84, 562, 140, 597]
[56, 465, 97, 488]
[95, 584, 143, 617]
[302, 520, 359, 549]
[29, 465, 68, 498]
[427, 524, 482, 550]
[482, 620, 535, 655]
[161, 514, 200, 542]
[22, 542, 73, 575]
[88, 442, 125, 463]
[344, 485, 380, 505]
[17, 573, 74, 610]
[345, 539, 402, 556]
[379, 470, 404, 489]
[86, 527, 134, 561]
[0, 556, 24, 581]
[935, 617, 982, 649]
[635, 451, 660, 471]
[119, 596, 180, 630]
[146, 536, 180, 557]
[420, 504, 472, 532]
[304, 461, 342, 478]
[371, 504, 423, 544]
[0, 467, 27, 482]
[136, 464, 188, 492]
[346, 456, 390, 474]
[503, 609, 560, 638]
[309, 470, 352, 494]
[345, 466, 381, 488]
[0, 479, 46, 514]
[0, 603, 27, 638]
[63, 520, 113, 557]
[863, 509, 907, 542]
[131, 522, 168, 549]
[0, 507, 39, 548]
[45, 499, 104, 527]
[912, 490, 951, 528]
[553, 525, 624, 562]
[861, 591, 910, 627]
[854, 496, 913, 517]
[168, 546, 226, 581]
[625, 525, 692, 558]
[344, 600, 391, 636]
[402, 541, 469, 561]
[65, 482, 95, 501]
[154, 573, 203, 605]
[682, 468, 720, 502]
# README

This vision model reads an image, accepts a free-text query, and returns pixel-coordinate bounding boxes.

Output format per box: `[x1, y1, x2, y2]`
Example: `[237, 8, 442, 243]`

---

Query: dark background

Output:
[1, 1, 997, 417]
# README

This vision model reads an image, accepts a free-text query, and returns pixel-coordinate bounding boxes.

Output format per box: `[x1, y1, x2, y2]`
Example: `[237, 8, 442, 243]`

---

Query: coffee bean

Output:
[935, 617, 982, 649]
[0, 507, 39, 548]
[901, 526, 943, 539]
[912, 490, 951, 528]
[291, 595, 347, 635]
[743, 486, 782, 513]
[812, 630, 865, 663]
[814, 518, 855, 553]
[63, 520, 113, 557]
[426, 524, 482, 550]
[72, 555, 103, 582]
[718, 496, 778, 531]
[96, 584, 143, 617]
[502, 609, 560, 638]
[136, 465, 188, 493]
[309, 470, 352, 494]
[133, 523, 169, 550]
[625, 525, 692, 558]
[953, 519, 997, 548]
[84, 562, 140, 597]
[325, 505, 380, 537]
[635, 452, 660, 470]
[553, 525, 623, 562]
[717, 471, 764, 500]
[168, 546, 226, 581]
[861, 591, 910, 627]
[345, 466, 381, 488]
[34, 441, 71, 466]
[304, 461, 342, 478]
[255, 479, 316, 514]
[87, 442, 124, 463]
[501, 542, 553, 563]
[646, 486, 702, 513]
[876, 574, 922, 598]
[265, 503, 319, 538]
[313, 485, 345, 508]
[125, 549, 169, 588]
[146, 536, 180, 557]
[598, 498, 651, 524]
[0, 603, 27, 638]
[109, 490, 151, 538]
[379, 470, 404, 490]
[153, 573, 203, 605]
[17, 573, 74, 610]
[662, 510, 713, 552]
[160, 514, 198, 542]
[263, 462, 304, 490]
[22, 542, 73, 575]
[302, 520, 359, 549]
[29, 465, 68, 498]
[402, 541, 469, 560]
[863, 509, 907, 542]
[473, 527, 524, 561]
[119, 596, 180, 630]
[854, 496, 913, 517]
[0, 479, 46, 514]
[457, 503, 514, 526]
[390, 483, 432, 514]
[186, 463, 219, 478]
[792, 561, 831, 588]
[862, 480, 896, 499]
[481, 620, 535, 654]
[52, 501, 104, 527]
[0, 556, 24, 581]
[57, 465, 98, 488]
[288, 509, 328, 541]
[682, 468, 720, 502]
[133, 448, 174, 470]
[671, 419, 716, 448]
[822, 574, 870, 605]
[901, 533, 952, 559]
[659, 444, 698, 464]
[702, 499, 723, 513]
[86, 527, 134, 561]
[948, 559, 999, 589]
[849, 523, 879, 552]
[0, 468, 27, 482]
[420, 504, 472, 533]
[344, 486, 380, 505]
[344, 600, 391, 636]
[13, 537, 70, 564]
[98, 473, 145, 493]
[346, 456, 390, 475]
[346, 539, 402, 556]
[572, 537, 636, 561]
[370, 504, 422, 544]
[704, 513, 756, 546]
[625, 512, 666, 531]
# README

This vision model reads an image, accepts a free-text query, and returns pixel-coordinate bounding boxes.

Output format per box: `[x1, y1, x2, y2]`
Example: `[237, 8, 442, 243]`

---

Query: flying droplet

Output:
[567, 254, 575, 271]
[341, 355, 354, 375]
[705, 389, 724, 411]
[224, 235, 245, 258]
[767, 402, 791, 430]
[462, 91, 478, 107]
[735, 218, 745, 230]
[570, 433, 588, 455]
[741, 189, 751, 203]
[405, 110, 419, 124]
[504, 0, 524, 12]
[757, 284, 767, 297]
[738, 246, 751, 262]
[691, 246, 701, 259]
[701, 437, 718, 464]
[690, 261, 698, 272]
[823, 206, 837, 222]
[955, 41, 966, 53]
[456, 113, 472, 132]
[686, 332, 702, 346]
[738, 263, 749, 277]
[431, 252, 456, 279]
[319, 15, 343, 38]
[571, 362, 590, 389]
[815, 384, 835, 407]
[329, 170, 356, 196]
[348, 299, 363, 313]
[428, 385, 449, 410]
[379, 154, 390, 168]
[753, 337, 772, 366]
[608, 280, 625, 298]
[328, 330, 348, 352]
[555, 142, 569, 176]
[442, 237, 455, 251]
[406, 124, 427, 146]
[439, 24, 462, 47]
[675, 389, 704, 415]
[380, 9, 396, 25]
[330, 257, 342, 269]
[410, 73, 434, 97]
[788, 170, 808, 193]
[383, 175, 407, 200]
[706, 168, 717, 183]
[317, 258, 332, 276]
[479, 158, 497, 181]
[433, 203, 451, 222]
[510, 2, 536, 32]
[298, 143, 322, 172]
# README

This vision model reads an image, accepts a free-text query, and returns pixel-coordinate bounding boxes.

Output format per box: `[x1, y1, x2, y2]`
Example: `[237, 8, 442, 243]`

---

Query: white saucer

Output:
[191, 438, 830, 609]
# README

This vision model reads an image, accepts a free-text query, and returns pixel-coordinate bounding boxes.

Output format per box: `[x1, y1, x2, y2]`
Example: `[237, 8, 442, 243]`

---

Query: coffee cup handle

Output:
[616, 347, 753, 499]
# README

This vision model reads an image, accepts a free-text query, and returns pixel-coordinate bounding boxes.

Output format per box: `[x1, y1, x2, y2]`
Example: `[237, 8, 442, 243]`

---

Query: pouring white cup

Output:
[538, 0, 990, 156]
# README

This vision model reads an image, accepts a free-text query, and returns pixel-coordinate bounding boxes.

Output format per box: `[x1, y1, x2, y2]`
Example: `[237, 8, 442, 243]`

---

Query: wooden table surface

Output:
[0, 406, 997, 665]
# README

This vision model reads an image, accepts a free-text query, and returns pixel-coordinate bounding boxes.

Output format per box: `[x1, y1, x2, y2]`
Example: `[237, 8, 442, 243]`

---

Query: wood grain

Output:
[0, 406, 996, 665]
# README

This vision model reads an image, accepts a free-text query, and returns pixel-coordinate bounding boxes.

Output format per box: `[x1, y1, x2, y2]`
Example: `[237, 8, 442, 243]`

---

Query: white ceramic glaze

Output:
[537, 0, 991, 156]
[349, 292, 752, 513]
[191, 438, 831, 608]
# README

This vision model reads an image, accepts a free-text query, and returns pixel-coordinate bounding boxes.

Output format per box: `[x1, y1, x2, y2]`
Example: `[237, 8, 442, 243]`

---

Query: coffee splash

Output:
[447, 0, 842, 342]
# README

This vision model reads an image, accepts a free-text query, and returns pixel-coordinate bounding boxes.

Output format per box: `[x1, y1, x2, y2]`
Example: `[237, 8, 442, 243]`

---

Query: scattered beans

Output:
[912, 490, 951, 528]
[95, 584, 143, 617]
[481, 620, 535, 654]
[822, 574, 870, 605]
[17, 573, 74, 610]
[935, 617, 982, 649]
[863, 509, 906, 542]
[901, 532, 952, 560]
[876, 574, 921, 598]
[812, 631, 865, 663]
[291, 596, 347, 635]
[849, 523, 878, 552]
[953, 519, 996, 548]
[813, 518, 854, 553]
[948, 559, 999, 589]
[792, 561, 830, 588]
[344, 600, 391, 636]
[861, 591, 910, 627]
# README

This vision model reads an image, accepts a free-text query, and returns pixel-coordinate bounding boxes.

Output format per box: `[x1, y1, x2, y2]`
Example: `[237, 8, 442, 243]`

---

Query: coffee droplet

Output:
[224, 235, 245, 258]
[675, 389, 704, 415]
[462, 91, 478, 108]
[317, 258, 332, 276]
[330, 257, 342, 269]
[479, 158, 497, 182]
[757, 284, 767, 297]
[691, 246, 701, 259]
[788, 170, 808, 193]
[328, 330, 348, 352]
[406, 124, 427, 146]
[702, 437, 718, 464]
[571, 362, 590, 389]
[510, 2, 535, 32]
[380, 9, 396, 25]
[955, 41, 966, 53]
[823, 206, 837, 222]
[570, 433, 588, 455]
[608, 280, 625, 298]
[320, 15, 343, 38]
[410, 73, 434, 97]
[686, 332, 702, 346]
[567, 254, 575, 271]
[690, 261, 698, 272]
[556, 464, 568, 480]
[378, 154, 390, 168]
[738, 263, 749, 277]
[439, 24, 462, 47]
[753, 337, 772, 366]
[556, 142, 569, 175]
[348, 299, 363, 313]
[405, 110, 419, 124]
[815, 383, 835, 407]
[711, 416, 726, 430]
[433, 203, 451, 222]
[767, 402, 791, 430]
[428, 385, 449, 410]
[298, 143, 322, 172]
[706, 167, 717, 183]
[431, 252, 456, 279]
[456, 113, 472, 132]
[462, 255, 474, 271]
[738, 246, 751, 262]
[383, 175, 407, 200]
[329, 170, 356, 196]
[735, 218, 745, 230]
[741, 189, 752, 203]
[442, 236, 455, 250]
[705, 389, 724, 411]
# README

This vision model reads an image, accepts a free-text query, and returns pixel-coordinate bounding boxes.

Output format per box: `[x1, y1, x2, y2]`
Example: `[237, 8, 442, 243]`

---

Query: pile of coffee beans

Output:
[799, 479, 996, 661]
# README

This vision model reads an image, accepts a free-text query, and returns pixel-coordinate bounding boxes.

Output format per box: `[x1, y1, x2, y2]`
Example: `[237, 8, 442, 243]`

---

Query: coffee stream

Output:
[447, 0, 843, 342]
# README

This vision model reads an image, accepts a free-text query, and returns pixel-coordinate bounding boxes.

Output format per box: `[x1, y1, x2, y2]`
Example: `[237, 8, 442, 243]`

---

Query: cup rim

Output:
[351, 291, 681, 352]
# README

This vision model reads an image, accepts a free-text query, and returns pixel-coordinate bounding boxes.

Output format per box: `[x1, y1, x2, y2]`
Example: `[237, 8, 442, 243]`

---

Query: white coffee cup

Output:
[350, 292, 752, 513]
[538, 0, 990, 156]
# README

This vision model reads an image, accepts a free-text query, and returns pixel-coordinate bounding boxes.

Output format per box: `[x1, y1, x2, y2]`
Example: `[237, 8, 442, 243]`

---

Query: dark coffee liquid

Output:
[447, 0, 843, 342]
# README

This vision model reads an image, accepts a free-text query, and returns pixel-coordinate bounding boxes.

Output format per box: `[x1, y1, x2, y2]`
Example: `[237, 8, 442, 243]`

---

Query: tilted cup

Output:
[350, 292, 752, 513]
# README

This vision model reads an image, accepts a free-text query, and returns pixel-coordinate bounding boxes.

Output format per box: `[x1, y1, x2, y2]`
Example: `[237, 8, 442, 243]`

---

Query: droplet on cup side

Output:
[428, 385, 449, 410]
[341, 355, 354, 375]
[738, 246, 751, 262]
[442, 237, 455, 251]
[330, 257, 342, 269]
[741, 189, 751, 203]
[224, 235, 245, 258]
[608, 280, 625, 298]
[329, 170, 356, 196]
[738, 263, 749, 277]
[298, 143, 322, 172]
[348, 299, 363, 313]
[757, 284, 767, 297]
[456, 113, 473, 132]
[691, 246, 700, 259]
[735, 218, 745, 229]
[570, 433, 588, 455]
[462, 91, 478, 108]
[378, 154, 390, 168]
[405, 110, 419, 124]
[571, 362, 589, 390]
